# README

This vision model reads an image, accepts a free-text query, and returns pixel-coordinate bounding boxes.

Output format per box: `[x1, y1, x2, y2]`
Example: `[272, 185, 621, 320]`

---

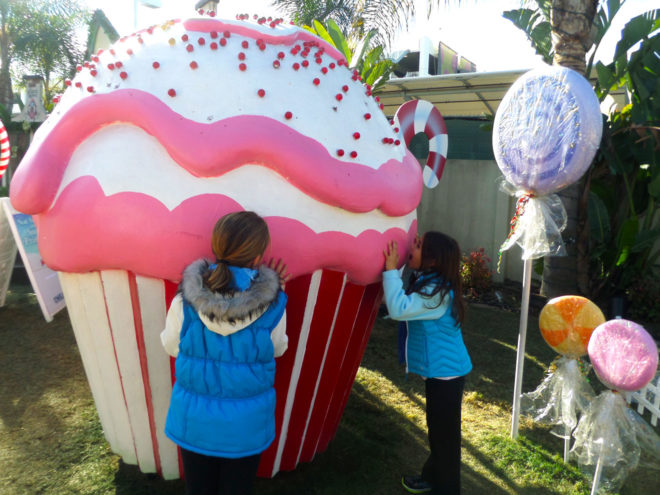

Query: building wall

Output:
[416, 158, 531, 284]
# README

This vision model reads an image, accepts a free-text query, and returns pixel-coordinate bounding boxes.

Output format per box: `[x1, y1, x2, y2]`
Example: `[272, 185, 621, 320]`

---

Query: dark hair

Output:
[407, 231, 466, 325]
[204, 211, 270, 293]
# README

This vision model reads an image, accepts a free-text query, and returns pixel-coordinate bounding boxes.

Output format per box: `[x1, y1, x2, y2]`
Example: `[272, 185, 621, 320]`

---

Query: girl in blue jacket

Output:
[383, 231, 471, 495]
[161, 211, 289, 495]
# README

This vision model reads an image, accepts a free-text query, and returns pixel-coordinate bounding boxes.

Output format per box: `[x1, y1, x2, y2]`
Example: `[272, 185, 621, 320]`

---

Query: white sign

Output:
[1, 198, 65, 321]
[15, 77, 48, 123]
[0, 206, 17, 307]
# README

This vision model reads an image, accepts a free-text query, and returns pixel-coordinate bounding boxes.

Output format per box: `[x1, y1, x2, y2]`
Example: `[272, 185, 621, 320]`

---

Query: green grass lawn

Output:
[1, 282, 658, 494]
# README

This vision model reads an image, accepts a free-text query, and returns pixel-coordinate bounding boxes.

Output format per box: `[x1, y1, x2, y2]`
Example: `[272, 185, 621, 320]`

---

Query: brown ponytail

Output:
[204, 211, 270, 293]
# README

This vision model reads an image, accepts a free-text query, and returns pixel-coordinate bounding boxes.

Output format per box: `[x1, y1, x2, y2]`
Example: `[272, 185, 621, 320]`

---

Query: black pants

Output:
[421, 376, 465, 495]
[180, 448, 261, 495]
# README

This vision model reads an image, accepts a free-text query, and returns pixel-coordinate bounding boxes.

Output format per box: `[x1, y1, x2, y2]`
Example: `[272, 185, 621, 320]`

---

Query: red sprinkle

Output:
[127, 49, 133, 55]
[168, 88, 176, 97]
[375, 96, 380, 102]
[284, 111, 293, 120]
[198, 37, 205, 46]
[210, 42, 218, 50]
[273, 60, 280, 68]
[238, 52, 246, 60]
[76, 65, 82, 72]
[239, 63, 247, 71]
[242, 40, 249, 49]
[336, 94, 343, 101]
[153, 61, 160, 69]
[364, 113, 371, 120]
[190, 61, 198, 69]
[87, 86, 94, 93]
[258, 89, 266, 97]
[321, 67, 328, 74]
[313, 78, 320, 85]
[116, 61, 123, 68]
[353, 132, 360, 140]
[302, 60, 309, 67]
[315, 57, 322, 64]
[350, 151, 358, 158]
[293, 63, 300, 70]
[342, 85, 349, 92]
[379, 103, 384, 110]
[75, 81, 82, 88]
[210, 31, 218, 39]
[220, 38, 227, 47]
[181, 34, 189, 42]
[337, 149, 345, 157]
[278, 51, 285, 59]
[120, 71, 128, 79]
[394, 139, 401, 146]
[223, 31, 231, 38]
[90, 69, 97, 77]
[186, 44, 194, 52]
[64, 79, 72, 86]
[329, 63, 336, 69]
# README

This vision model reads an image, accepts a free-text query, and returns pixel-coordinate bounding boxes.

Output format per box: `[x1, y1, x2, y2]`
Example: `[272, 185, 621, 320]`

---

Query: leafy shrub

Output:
[626, 275, 660, 323]
[461, 248, 493, 297]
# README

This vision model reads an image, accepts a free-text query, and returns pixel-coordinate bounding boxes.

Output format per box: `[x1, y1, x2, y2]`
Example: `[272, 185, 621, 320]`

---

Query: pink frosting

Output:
[10, 90, 420, 217]
[588, 319, 658, 391]
[33, 177, 416, 284]
[9, 18, 422, 285]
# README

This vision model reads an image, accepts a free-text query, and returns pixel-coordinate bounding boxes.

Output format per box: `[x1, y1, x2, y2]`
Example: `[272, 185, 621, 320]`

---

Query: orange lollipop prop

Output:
[539, 296, 605, 358]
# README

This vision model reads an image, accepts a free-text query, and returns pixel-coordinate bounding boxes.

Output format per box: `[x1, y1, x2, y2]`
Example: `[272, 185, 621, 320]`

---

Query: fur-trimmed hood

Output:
[181, 258, 281, 336]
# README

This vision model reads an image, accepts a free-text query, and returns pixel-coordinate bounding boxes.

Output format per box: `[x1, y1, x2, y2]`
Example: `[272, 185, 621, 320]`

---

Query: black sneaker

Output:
[401, 475, 432, 494]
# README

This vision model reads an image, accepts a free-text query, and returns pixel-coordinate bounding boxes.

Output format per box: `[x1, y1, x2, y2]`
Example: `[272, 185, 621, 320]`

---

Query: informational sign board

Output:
[0, 205, 17, 307]
[1, 198, 65, 321]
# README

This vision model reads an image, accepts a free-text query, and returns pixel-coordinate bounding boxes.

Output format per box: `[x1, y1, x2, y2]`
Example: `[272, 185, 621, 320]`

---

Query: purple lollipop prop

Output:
[493, 65, 603, 196]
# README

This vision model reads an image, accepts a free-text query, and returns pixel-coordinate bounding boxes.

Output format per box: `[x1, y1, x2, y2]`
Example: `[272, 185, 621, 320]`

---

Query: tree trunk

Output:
[0, 19, 13, 111]
[541, 0, 598, 298]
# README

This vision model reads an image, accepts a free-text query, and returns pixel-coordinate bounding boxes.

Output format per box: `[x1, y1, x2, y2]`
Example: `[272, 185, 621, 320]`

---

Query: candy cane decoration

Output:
[0, 119, 10, 180]
[394, 99, 448, 188]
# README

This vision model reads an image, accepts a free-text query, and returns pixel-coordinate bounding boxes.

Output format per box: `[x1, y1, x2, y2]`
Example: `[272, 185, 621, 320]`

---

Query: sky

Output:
[83, 0, 658, 72]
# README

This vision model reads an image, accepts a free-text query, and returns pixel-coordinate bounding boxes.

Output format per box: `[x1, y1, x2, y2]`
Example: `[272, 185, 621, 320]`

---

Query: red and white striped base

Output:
[59, 268, 382, 479]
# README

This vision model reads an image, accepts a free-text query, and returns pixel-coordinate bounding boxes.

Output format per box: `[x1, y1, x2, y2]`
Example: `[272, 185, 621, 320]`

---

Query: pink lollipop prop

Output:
[588, 319, 658, 392]
[572, 320, 659, 494]
[394, 100, 448, 188]
[0, 120, 10, 180]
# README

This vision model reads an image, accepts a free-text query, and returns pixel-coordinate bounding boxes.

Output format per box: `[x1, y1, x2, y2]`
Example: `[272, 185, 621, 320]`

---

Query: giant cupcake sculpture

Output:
[10, 15, 422, 479]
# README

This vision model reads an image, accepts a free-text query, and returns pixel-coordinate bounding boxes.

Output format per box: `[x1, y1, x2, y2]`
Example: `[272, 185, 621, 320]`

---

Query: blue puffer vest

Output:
[165, 260, 286, 458]
[406, 301, 473, 378]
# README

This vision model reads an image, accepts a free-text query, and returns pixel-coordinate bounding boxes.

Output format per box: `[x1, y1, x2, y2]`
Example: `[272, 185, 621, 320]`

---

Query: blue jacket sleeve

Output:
[382, 270, 450, 321]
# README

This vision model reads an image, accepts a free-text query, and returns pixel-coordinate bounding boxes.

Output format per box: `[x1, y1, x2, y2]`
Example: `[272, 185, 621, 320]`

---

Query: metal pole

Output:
[510, 257, 533, 439]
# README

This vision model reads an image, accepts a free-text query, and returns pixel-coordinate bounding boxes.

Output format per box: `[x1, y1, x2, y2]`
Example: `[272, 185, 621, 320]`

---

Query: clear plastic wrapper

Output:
[521, 357, 594, 437]
[571, 390, 660, 493]
[498, 178, 568, 260]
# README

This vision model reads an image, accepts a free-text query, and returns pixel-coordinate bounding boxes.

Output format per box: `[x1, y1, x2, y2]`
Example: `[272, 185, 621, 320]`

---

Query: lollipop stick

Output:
[510, 258, 533, 439]
[590, 454, 603, 495]
[564, 425, 570, 463]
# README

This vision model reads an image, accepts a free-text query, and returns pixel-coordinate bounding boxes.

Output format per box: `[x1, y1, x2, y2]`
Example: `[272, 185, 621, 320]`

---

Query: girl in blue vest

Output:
[383, 231, 471, 495]
[161, 211, 289, 495]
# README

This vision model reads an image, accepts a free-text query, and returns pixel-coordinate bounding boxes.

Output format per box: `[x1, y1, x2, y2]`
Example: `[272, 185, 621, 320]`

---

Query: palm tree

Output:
[272, 0, 415, 47]
[0, 0, 87, 112]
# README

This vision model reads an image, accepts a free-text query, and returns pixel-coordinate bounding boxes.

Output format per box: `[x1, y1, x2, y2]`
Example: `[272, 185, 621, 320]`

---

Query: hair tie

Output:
[216, 259, 229, 265]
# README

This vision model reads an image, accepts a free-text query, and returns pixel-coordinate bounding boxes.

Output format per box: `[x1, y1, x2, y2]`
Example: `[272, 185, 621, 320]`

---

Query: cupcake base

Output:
[59, 268, 382, 479]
